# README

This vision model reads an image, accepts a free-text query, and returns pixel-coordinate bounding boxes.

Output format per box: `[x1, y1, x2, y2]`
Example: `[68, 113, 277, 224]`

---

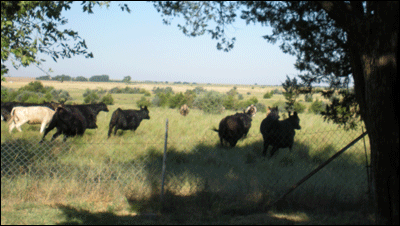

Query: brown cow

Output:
[180, 104, 189, 116]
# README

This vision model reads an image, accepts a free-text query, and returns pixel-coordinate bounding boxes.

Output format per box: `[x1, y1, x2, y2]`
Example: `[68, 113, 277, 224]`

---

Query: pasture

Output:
[1, 79, 374, 224]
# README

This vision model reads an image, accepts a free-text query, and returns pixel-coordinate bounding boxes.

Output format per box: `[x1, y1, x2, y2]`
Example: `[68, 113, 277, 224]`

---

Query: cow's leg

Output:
[62, 135, 68, 142]
[15, 119, 28, 132]
[262, 139, 269, 157]
[270, 146, 279, 158]
[108, 124, 114, 138]
[8, 121, 15, 133]
[114, 125, 119, 136]
[230, 139, 238, 147]
[50, 131, 62, 142]
[40, 122, 47, 134]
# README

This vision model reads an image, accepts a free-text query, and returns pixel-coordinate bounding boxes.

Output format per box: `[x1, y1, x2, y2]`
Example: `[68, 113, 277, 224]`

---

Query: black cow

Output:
[61, 103, 109, 129]
[260, 111, 301, 158]
[212, 111, 253, 147]
[39, 103, 109, 143]
[1, 101, 61, 122]
[39, 107, 87, 143]
[108, 106, 150, 137]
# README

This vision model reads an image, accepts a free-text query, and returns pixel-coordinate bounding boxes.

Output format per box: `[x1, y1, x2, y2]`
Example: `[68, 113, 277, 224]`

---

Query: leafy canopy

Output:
[152, 1, 360, 128]
[1, 1, 130, 76]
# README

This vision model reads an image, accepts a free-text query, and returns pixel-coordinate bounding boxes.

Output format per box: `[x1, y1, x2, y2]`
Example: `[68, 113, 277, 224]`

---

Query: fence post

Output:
[160, 119, 168, 204]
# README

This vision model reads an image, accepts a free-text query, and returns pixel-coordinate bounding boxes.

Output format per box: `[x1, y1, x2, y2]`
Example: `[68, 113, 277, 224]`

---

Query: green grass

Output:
[1, 82, 374, 224]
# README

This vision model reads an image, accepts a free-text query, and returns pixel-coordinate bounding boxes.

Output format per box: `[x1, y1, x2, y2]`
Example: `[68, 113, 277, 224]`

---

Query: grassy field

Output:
[1, 79, 375, 224]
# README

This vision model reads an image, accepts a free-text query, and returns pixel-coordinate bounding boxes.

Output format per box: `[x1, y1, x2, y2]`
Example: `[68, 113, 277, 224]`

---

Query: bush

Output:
[309, 99, 326, 114]
[136, 96, 151, 108]
[83, 89, 100, 104]
[304, 94, 313, 102]
[168, 92, 186, 109]
[101, 93, 114, 105]
[273, 89, 283, 94]
[51, 89, 72, 102]
[263, 91, 274, 99]
[255, 102, 267, 113]
[293, 102, 306, 113]
[15, 91, 43, 103]
[193, 91, 225, 114]
[152, 87, 174, 95]
[223, 95, 237, 110]
[226, 88, 238, 96]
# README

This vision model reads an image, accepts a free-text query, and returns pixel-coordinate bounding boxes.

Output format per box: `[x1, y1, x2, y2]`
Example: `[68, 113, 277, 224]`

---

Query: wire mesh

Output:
[1, 117, 372, 222]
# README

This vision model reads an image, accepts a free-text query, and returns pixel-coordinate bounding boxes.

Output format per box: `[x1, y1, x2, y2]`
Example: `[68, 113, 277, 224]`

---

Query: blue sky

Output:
[4, 1, 300, 86]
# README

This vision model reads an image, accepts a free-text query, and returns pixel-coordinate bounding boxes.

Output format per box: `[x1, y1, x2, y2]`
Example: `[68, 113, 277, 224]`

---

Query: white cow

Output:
[9, 106, 56, 134]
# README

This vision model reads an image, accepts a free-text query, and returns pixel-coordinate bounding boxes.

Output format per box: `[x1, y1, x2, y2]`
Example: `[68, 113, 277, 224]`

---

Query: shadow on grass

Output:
[1, 138, 71, 178]
[2, 134, 373, 224]
[55, 192, 309, 225]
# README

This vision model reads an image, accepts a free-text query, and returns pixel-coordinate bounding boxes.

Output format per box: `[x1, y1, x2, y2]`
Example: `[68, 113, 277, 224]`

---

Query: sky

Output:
[4, 1, 300, 86]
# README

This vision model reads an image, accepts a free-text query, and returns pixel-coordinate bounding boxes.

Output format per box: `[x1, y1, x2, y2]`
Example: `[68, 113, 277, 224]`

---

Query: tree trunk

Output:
[362, 55, 399, 225]
[350, 27, 399, 225]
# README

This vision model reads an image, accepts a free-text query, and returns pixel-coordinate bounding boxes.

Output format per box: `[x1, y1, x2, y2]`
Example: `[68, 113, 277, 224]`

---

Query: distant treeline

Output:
[36, 75, 110, 82]
[36, 75, 199, 85]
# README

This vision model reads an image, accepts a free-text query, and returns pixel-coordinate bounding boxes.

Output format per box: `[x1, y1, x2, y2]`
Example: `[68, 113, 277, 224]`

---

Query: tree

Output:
[282, 76, 301, 112]
[122, 75, 131, 84]
[1, 1, 130, 79]
[153, 1, 398, 224]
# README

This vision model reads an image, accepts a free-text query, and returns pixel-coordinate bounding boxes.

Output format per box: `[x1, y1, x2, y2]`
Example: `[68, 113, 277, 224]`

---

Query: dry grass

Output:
[1, 79, 373, 224]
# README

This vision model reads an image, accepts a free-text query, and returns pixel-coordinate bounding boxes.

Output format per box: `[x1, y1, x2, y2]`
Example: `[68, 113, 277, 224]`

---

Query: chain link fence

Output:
[1, 120, 372, 221]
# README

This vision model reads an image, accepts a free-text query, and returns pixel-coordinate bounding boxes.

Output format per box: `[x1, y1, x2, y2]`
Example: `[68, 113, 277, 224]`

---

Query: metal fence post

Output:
[160, 119, 168, 204]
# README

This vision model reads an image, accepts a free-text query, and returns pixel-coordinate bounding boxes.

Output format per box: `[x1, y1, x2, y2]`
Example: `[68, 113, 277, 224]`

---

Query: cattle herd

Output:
[1, 101, 301, 158]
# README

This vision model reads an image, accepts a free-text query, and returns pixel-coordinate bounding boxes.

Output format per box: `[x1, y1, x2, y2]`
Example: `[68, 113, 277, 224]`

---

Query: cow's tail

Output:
[9, 108, 19, 124]
[212, 127, 219, 132]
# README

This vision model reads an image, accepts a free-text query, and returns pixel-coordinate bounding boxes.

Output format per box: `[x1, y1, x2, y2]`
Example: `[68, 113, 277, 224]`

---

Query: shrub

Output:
[293, 102, 306, 113]
[18, 81, 47, 93]
[226, 88, 238, 96]
[15, 91, 43, 103]
[193, 90, 225, 114]
[1, 86, 10, 102]
[51, 89, 72, 102]
[168, 92, 186, 109]
[152, 87, 174, 95]
[83, 89, 100, 104]
[101, 93, 114, 105]
[255, 102, 267, 113]
[304, 94, 313, 102]
[273, 89, 283, 94]
[263, 91, 274, 99]
[136, 96, 151, 108]
[152, 92, 172, 107]
[309, 99, 326, 114]
[223, 95, 237, 110]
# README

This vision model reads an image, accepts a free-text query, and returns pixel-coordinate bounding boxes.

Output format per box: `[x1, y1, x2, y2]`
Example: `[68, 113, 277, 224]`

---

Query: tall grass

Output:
[1, 81, 373, 224]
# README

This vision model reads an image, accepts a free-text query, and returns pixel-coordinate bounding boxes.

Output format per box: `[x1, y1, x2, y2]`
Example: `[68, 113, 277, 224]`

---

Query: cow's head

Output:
[288, 111, 301, 130]
[99, 102, 109, 112]
[140, 106, 150, 120]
